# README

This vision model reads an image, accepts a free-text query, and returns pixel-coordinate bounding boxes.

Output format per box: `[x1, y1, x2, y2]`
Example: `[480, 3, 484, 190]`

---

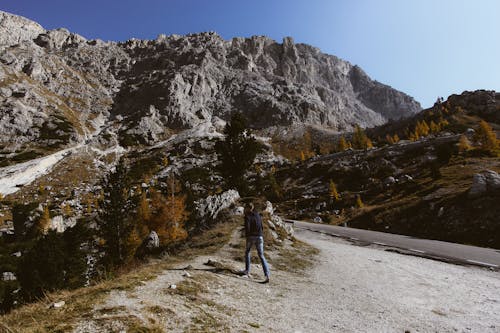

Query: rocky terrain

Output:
[0, 10, 499, 327]
[0, 10, 420, 159]
[271, 90, 500, 248]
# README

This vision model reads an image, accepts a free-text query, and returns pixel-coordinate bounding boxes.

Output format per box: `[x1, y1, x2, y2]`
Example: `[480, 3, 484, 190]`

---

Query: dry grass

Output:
[0, 219, 242, 332]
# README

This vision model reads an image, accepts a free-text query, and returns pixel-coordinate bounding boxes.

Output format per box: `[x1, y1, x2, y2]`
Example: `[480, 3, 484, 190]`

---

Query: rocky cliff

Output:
[0, 10, 421, 156]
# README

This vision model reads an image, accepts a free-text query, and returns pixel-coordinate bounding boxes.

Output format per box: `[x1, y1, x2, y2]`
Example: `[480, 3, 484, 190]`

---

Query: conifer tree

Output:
[37, 205, 51, 235]
[474, 120, 499, 152]
[430, 120, 440, 133]
[420, 120, 430, 136]
[458, 135, 472, 153]
[148, 185, 188, 246]
[215, 112, 262, 193]
[355, 195, 364, 208]
[98, 158, 136, 268]
[386, 134, 394, 144]
[337, 136, 349, 151]
[393, 134, 400, 143]
[329, 180, 340, 201]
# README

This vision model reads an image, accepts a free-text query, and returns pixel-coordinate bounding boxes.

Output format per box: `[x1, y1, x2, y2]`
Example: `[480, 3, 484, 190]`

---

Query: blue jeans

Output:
[245, 236, 270, 277]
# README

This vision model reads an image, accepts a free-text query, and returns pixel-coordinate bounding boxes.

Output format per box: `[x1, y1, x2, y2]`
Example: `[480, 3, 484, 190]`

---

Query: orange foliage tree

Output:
[140, 177, 188, 246]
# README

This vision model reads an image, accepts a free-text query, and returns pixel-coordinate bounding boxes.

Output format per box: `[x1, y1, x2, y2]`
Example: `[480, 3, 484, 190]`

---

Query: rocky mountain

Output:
[0, 10, 421, 156]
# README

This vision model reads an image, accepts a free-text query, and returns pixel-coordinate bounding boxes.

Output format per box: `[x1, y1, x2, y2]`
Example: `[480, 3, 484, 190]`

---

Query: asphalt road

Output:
[287, 220, 500, 270]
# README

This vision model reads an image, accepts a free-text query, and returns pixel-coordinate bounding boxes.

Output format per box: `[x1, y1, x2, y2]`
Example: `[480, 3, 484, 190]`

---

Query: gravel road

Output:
[74, 229, 500, 332]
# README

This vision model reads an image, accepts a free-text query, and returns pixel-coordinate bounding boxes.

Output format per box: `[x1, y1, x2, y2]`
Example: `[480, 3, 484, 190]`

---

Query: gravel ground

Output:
[74, 229, 500, 333]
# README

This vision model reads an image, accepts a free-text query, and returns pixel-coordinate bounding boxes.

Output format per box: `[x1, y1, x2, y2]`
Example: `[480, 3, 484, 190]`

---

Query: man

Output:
[242, 202, 270, 283]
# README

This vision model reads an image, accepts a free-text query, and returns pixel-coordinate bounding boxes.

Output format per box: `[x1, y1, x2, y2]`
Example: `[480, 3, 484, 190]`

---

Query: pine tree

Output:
[215, 112, 262, 193]
[386, 134, 394, 145]
[329, 180, 340, 201]
[98, 158, 136, 268]
[393, 134, 400, 143]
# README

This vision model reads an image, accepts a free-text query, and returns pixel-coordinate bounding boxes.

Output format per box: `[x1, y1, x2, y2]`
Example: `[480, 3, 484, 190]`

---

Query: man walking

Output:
[242, 202, 270, 283]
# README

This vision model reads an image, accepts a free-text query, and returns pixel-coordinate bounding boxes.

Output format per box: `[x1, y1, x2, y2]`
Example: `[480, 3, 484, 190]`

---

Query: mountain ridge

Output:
[0, 10, 421, 153]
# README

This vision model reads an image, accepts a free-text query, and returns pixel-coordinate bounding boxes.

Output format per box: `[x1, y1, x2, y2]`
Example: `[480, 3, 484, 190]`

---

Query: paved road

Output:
[287, 220, 500, 269]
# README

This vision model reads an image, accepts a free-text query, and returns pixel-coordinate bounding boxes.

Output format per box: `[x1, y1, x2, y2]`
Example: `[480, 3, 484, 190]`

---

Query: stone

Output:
[2, 272, 16, 281]
[267, 220, 276, 230]
[232, 206, 244, 215]
[313, 216, 323, 223]
[469, 170, 500, 198]
[169, 284, 177, 289]
[144, 231, 160, 249]
[50, 301, 65, 309]
[195, 190, 240, 220]
[383, 176, 397, 186]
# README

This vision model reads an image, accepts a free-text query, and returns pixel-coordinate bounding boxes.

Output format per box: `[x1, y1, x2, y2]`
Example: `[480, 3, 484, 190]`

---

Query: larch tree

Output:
[474, 120, 499, 152]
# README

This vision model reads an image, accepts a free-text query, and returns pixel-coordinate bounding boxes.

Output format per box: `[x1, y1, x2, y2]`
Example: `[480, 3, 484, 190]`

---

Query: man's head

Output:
[244, 202, 254, 215]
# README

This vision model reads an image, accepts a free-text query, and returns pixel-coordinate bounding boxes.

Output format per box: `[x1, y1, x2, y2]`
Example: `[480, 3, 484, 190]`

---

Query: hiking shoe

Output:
[262, 277, 270, 284]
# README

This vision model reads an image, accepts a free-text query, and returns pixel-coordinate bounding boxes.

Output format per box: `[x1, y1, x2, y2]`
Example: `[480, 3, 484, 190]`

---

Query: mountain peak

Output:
[0, 11, 46, 46]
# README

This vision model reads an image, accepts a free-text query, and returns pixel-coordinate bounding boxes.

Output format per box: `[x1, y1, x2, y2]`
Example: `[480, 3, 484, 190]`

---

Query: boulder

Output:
[195, 190, 240, 220]
[144, 231, 160, 250]
[469, 170, 500, 198]
[383, 176, 397, 186]
[2, 272, 16, 281]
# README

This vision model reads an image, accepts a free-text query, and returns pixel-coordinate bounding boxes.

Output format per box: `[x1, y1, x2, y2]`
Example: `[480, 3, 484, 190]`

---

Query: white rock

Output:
[2, 272, 16, 281]
[50, 301, 65, 309]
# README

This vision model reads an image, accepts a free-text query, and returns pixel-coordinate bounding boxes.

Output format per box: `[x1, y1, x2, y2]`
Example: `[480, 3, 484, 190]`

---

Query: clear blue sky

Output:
[2, 0, 499, 107]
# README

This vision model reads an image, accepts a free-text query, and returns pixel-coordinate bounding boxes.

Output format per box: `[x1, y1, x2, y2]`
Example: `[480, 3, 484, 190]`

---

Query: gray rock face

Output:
[0, 11, 45, 46]
[195, 189, 240, 220]
[0, 10, 421, 159]
[468, 170, 500, 198]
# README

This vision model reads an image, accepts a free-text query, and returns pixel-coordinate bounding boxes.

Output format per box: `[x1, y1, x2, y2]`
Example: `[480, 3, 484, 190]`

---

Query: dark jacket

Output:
[244, 211, 263, 237]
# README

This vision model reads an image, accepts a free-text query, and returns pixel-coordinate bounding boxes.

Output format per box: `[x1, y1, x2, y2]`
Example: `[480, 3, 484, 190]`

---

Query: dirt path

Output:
[74, 229, 500, 332]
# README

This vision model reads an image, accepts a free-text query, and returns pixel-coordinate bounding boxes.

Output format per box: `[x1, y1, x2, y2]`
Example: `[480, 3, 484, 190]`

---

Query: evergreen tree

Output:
[215, 112, 262, 193]
[17, 222, 89, 300]
[97, 158, 136, 268]
[265, 173, 283, 201]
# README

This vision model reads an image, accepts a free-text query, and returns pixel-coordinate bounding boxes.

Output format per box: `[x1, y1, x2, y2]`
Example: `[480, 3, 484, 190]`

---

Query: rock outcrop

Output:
[468, 170, 500, 198]
[0, 10, 422, 158]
